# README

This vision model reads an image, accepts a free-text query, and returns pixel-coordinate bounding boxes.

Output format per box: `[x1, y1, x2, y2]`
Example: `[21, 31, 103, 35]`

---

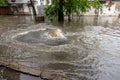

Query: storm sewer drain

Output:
[15, 28, 69, 46]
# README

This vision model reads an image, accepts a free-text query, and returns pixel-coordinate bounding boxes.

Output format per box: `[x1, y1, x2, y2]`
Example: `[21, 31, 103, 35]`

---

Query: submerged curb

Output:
[0, 59, 69, 80]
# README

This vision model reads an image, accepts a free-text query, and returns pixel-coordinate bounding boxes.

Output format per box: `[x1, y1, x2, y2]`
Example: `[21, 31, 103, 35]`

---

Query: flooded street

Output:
[0, 16, 120, 80]
[0, 66, 42, 80]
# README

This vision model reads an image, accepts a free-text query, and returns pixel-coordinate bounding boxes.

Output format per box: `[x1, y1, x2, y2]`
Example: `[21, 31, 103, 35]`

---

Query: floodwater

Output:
[0, 16, 120, 80]
[0, 66, 42, 80]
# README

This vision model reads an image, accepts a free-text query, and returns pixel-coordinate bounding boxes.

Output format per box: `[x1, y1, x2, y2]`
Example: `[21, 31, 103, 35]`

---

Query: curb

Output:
[0, 59, 69, 80]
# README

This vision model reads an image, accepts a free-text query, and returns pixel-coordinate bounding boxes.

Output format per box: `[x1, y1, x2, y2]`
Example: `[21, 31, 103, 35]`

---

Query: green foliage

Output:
[45, 0, 60, 19]
[91, 0, 102, 11]
[0, 0, 8, 7]
[45, 0, 102, 20]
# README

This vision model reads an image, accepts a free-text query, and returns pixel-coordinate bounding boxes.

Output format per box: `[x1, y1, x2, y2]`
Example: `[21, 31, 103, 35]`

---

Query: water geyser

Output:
[15, 28, 69, 46]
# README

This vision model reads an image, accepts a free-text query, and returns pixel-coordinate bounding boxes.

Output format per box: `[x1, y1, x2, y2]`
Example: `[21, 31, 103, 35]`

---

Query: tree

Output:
[0, 0, 8, 7]
[45, 0, 102, 22]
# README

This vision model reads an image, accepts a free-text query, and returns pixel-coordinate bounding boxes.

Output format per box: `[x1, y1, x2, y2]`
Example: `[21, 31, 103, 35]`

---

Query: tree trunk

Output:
[30, 0, 36, 16]
[68, 0, 71, 22]
[58, 0, 64, 22]
[68, 9, 71, 22]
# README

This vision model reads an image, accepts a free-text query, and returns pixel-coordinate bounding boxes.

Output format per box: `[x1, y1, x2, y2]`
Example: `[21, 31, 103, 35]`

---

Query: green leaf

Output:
[45, 0, 102, 20]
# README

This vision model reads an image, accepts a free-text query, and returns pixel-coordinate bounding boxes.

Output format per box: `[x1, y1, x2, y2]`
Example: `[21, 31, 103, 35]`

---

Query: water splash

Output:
[15, 28, 68, 46]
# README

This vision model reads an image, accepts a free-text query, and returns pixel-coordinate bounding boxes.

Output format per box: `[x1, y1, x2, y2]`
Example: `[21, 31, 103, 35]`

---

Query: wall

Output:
[84, 1, 120, 16]
[7, 0, 29, 3]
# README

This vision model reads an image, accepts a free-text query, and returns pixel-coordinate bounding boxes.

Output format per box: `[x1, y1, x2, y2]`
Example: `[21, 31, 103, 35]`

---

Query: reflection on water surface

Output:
[0, 67, 42, 80]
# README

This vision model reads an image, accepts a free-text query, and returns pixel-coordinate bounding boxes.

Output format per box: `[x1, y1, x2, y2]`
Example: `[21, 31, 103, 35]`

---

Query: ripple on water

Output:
[0, 23, 120, 80]
[14, 28, 69, 46]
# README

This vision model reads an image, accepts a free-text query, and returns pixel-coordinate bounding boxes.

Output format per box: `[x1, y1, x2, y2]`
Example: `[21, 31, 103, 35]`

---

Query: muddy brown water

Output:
[0, 66, 42, 80]
[0, 16, 120, 80]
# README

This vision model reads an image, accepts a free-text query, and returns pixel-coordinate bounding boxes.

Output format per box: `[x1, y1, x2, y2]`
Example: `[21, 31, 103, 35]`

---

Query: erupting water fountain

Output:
[15, 28, 69, 46]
